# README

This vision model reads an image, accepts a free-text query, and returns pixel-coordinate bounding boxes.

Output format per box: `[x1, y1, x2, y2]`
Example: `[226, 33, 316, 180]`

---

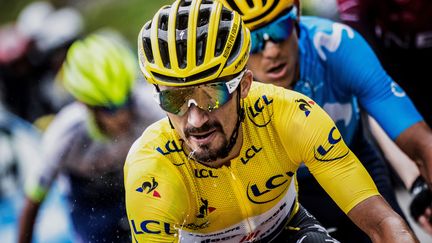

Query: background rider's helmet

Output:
[219, 0, 295, 31]
[138, 0, 251, 87]
[17, 1, 83, 54]
[61, 31, 137, 108]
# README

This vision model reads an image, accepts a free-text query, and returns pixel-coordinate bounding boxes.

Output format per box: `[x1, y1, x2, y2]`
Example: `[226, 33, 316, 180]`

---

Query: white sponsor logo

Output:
[323, 102, 352, 127]
[313, 23, 354, 61]
[391, 82, 406, 97]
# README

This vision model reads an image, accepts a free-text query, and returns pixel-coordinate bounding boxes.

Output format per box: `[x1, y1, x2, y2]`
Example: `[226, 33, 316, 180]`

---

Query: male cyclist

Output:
[220, 0, 432, 240]
[125, 0, 417, 242]
[18, 31, 164, 243]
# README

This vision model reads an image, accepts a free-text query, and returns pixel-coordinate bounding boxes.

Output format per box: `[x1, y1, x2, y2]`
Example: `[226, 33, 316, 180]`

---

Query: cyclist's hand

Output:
[409, 176, 432, 235]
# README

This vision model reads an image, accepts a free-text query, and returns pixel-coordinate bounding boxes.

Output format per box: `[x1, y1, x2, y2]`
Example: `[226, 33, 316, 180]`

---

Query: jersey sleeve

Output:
[124, 132, 190, 242]
[275, 90, 380, 214]
[324, 23, 423, 139]
[24, 104, 85, 202]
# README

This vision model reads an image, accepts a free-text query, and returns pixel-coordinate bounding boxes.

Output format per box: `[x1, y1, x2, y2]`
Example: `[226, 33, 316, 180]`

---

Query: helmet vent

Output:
[143, 37, 154, 63]
[197, 9, 210, 27]
[158, 39, 170, 68]
[246, 0, 255, 8]
[159, 14, 169, 31]
[180, 0, 192, 7]
[215, 29, 228, 57]
[176, 40, 187, 68]
[224, 0, 243, 15]
[142, 21, 154, 63]
[177, 13, 189, 30]
[144, 20, 152, 30]
[221, 9, 233, 21]
[196, 33, 207, 65]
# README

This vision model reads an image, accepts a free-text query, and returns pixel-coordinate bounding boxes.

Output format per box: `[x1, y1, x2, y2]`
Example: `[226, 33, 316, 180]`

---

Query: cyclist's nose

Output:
[262, 40, 281, 59]
[187, 105, 209, 128]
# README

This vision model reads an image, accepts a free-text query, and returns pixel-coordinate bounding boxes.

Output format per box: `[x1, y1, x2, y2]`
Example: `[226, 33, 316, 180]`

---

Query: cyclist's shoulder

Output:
[127, 117, 174, 159]
[299, 16, 357, 44]
[246, 82, 319, 124]
[43, 102, 87, 144]
[125, 119, 185, 191]
[299, 16, 343, 35]
[248, 82, 312, 102]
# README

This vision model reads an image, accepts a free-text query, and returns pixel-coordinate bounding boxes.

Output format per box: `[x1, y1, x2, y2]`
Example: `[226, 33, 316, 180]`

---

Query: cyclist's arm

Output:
[18, 106, 78, 243]
[368, 117, 432, 234]
[18, 150, 60, 243]
[396, 122, 432, 188]
[367, 115, 420, 189]
[277, 91, 417, 241]
[325, 23, 430, 183]
[18, 198, 41, 243]
[124, 136, 190, 242]
[348, 195, 418, 242]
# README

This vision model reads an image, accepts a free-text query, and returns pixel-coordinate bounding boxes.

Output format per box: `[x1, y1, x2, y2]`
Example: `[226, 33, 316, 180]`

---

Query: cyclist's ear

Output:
[240, 70, 253, 99]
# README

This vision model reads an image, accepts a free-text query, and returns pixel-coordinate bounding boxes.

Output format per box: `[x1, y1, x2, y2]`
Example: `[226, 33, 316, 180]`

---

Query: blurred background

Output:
[0, 0, 173, 45]
[0, 0, 428, 242]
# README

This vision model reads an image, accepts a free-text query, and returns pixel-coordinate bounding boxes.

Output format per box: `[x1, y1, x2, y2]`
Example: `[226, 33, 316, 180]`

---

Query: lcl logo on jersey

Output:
[156, 140, 182, 156]
[314, 126, 349, 162]
[295, 98, 315, 117]
[194, 169, 218, 178]
[136, 177, 161, 198]
[130, 219, 175, 236]
[247, 171, 295, 204]
[240, 145, 262, 165]
[247, 95, 274, 127]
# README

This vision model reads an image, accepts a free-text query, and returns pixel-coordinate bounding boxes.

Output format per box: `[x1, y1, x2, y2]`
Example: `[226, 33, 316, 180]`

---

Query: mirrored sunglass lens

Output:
[251, 33, 263, 54]
[269, 19, 293, 42]
[159, 88, 192, 115]
[201, 83, 231, 111]
[250, 17, 294, 53]
[158, 83, 233, 115]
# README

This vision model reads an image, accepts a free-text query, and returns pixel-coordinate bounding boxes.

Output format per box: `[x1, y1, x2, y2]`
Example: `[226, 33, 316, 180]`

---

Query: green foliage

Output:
[0, 0, 172, 45]
[82, 0, 172, 46]
[0, 0, 34, 24]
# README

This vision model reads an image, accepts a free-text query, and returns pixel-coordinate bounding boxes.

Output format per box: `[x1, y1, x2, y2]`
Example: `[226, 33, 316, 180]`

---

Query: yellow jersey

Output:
[124, 82, 379, 242]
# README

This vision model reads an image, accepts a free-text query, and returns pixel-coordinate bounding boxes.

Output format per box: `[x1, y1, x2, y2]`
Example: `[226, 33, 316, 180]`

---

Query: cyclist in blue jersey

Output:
[17, 31, 164, 243]
[221, 0, 432, 241]
[336, 0, 432, 235]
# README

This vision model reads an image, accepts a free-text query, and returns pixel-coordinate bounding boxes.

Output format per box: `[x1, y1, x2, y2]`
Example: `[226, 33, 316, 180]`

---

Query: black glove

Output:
[409, 176, 432, 223]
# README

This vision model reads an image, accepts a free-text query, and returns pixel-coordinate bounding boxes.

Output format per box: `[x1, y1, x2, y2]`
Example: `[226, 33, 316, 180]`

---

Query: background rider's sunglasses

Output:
[154, 70, 246, 116]
[89, 96, 132, 115]
[250, 7, 297, 54]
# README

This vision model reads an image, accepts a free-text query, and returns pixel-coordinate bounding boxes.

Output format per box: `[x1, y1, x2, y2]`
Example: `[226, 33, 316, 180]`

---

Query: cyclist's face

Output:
[248, 28, 299, 89]
[92, 107, 133, 137]
[165, 71, 252, 165]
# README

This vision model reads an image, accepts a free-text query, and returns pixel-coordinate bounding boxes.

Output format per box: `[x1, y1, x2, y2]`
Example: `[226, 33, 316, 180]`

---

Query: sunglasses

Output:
[89, 96, 132, 115]
[154, 70, 246, 116]
[250, 7, 297, 54]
